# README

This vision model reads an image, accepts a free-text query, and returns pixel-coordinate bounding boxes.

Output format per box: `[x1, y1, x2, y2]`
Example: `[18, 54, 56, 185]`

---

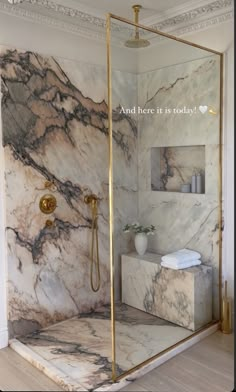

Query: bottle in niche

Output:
[196, 173, 202, 194]
[191, 173, 196, 193]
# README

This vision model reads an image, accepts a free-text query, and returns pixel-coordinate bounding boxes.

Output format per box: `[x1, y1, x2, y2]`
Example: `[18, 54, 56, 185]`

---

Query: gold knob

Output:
[45, 219, 54, 227]
[39, 194, 57, 214]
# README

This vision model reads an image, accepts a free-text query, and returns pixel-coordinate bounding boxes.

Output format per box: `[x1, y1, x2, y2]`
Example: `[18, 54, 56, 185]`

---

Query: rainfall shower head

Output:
[125, 5, 150, 48]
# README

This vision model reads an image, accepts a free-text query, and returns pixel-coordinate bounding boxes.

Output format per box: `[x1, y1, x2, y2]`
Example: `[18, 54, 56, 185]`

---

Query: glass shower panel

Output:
[108, 15, 222, 380]
[108, 17, 139, 380]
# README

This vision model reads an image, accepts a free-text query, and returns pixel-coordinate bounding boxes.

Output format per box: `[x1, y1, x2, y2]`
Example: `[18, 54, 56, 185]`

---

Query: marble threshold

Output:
[9, 304, 219, 391]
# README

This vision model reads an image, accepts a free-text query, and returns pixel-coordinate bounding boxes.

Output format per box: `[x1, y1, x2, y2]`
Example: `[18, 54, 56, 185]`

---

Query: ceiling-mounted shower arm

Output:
[124, 4, 150, 48]
[133, 4, 141, 40]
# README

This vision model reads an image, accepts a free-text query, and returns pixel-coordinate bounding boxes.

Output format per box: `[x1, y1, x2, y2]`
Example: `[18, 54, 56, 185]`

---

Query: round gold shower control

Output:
[39, 194, 57, 214]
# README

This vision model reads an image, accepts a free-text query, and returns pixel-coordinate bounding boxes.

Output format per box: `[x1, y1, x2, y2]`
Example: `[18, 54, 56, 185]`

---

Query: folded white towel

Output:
[161, 259, 201, 270]
[161, 248, 201, 265]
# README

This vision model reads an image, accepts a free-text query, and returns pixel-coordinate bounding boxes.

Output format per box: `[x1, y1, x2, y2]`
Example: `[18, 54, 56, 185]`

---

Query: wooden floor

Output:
[0, 331, 233, 391]
[121, 331, 234, 392]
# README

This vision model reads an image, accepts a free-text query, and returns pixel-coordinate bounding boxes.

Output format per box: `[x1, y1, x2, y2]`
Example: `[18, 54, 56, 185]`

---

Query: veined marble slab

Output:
[137, 55, 221, 319]
[0, 46, 138, 335]
[122, 253, 213, 331]
[14, 304, 192, 390]
[151, 145, 205, 192]
[10, 322, 219, 392]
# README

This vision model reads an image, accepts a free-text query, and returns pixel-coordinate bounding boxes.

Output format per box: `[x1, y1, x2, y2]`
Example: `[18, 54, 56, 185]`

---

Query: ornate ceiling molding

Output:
[7, 0, 24, 4]
[0, 0, 131, 33]
[162, 11, 233, 38]
[150, 0, 233, 31]
[0, 0, 234, 45]
[0, 2, 108, 42]
[27, 0, 108, 28]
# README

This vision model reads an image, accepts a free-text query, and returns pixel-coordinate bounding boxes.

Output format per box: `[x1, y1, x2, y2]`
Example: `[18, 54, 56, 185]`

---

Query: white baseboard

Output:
[0, 328, 8, 349]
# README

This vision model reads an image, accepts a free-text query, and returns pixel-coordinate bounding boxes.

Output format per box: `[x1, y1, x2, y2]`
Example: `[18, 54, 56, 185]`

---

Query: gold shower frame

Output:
[107, 13, 224, 382]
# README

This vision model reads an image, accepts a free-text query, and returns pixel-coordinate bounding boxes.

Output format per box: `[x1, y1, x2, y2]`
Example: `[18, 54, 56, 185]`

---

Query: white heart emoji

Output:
[199, 105, 208, 114]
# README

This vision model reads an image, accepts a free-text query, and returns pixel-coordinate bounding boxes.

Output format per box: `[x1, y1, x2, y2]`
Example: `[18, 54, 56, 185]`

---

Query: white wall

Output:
[223, 42, 234, 302]
[0, 12, 137, 72]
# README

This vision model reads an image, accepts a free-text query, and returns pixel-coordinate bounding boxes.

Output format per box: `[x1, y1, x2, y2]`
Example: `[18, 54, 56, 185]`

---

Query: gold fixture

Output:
[39, 194, 57, 214]
[107, 12, 223, 382]
[44, 180, 57, 191]
[125, 5, 150, 48]
[208, 105, 218, 115]
[221, 280, 232, 334]
[84, 194, 101, 292]
[84, 194, 98, 205]
[45, 219, 54, 228]
[107, 14, 116, 381]
[45, 180, 53, 188]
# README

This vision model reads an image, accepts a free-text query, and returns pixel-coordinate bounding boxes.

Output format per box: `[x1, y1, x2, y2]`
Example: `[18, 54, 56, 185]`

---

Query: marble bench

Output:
[121, 252, 212, 331]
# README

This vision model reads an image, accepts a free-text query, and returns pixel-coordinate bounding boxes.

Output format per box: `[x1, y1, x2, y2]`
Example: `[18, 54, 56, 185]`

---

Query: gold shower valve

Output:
[39, 194, 57, 214]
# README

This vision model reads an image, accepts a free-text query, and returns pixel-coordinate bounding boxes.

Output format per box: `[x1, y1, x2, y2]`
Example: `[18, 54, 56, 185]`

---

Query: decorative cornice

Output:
[149, 11, 233, 44]
[0, 0, 131, 34]
[150, 0, 233, 32]
[168, 11, 233, 37]
[27, 0, 108, 28]
[142, 0, 233, 25]
[7, 0, 24, 4]
[0, 0, 234, 45]
[0, 2, 109, 42]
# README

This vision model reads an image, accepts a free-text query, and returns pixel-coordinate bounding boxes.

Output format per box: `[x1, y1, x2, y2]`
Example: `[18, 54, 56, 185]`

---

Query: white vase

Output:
[134, 233, 148, 256]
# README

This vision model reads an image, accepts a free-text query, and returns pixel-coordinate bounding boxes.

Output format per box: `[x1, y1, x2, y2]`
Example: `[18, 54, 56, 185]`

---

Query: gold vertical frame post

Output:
[219, 53, 224, 324]
[107, 12, 223, 383]
[106, 14, 116, 382]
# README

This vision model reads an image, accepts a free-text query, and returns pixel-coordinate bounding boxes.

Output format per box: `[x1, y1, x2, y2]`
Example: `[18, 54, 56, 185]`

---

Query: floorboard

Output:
[0, 347, 62, 391]
[121, 331, 234, 392]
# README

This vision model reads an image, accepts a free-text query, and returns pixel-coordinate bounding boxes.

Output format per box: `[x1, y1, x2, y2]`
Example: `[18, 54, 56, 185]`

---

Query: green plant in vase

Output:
[123, 222, 156, 255]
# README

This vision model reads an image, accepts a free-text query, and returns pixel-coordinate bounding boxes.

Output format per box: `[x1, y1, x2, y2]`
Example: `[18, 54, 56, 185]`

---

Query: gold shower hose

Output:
[84, 195, 101, 292]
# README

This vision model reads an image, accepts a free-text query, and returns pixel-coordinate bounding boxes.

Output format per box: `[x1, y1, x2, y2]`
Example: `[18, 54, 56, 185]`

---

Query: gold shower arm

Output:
[133, 5, 141, 39]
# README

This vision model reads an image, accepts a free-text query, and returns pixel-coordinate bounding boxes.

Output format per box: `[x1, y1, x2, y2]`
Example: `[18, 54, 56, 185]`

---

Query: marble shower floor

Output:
[16, 304, 193, 391]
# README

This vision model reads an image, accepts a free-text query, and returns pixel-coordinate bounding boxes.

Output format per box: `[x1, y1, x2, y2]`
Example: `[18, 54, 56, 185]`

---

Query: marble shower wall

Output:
[0, 47, 137, 336]
[151, 145, 205, 192]
[112, 72, 139, 299]
[137, 55, 221, 318]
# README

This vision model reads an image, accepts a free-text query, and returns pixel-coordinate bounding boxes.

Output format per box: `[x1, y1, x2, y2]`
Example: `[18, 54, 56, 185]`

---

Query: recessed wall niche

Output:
[151, 145, 205, 193]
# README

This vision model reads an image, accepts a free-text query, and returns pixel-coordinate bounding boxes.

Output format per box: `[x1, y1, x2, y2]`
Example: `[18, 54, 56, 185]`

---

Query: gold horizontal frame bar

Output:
[107, 13, 223, 55]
